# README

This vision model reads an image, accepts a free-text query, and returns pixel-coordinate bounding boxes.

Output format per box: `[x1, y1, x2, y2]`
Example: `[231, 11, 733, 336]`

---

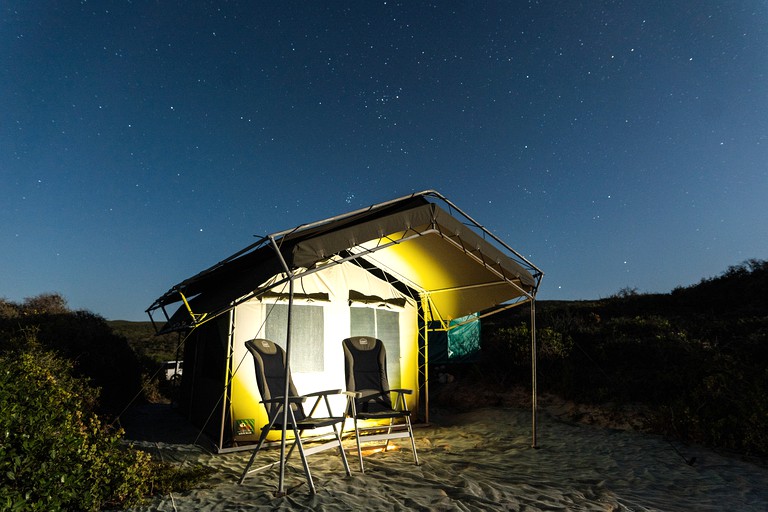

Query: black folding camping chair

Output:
[239, 338, 351, 494]
[342, 336, 419, 473]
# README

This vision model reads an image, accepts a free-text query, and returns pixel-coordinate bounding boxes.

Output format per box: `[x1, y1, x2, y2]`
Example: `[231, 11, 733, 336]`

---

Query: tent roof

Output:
[147, 190, 543, 333]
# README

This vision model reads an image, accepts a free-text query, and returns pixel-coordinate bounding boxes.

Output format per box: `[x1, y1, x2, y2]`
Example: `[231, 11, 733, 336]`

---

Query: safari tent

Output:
[146, 190, 543, 453]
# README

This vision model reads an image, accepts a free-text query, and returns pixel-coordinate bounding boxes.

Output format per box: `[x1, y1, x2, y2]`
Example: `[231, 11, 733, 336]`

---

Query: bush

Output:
[0, 342, 155, 510]
[482, 322, 573, 389]
[0, 339, 213, 510]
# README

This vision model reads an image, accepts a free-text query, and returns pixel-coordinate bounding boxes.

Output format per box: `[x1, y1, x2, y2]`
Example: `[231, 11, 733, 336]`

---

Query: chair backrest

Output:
[245, 339, 305, 421]
[342, 336, 393, 412]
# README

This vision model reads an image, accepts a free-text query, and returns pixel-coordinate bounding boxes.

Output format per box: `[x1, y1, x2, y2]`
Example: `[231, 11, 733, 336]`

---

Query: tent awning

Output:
[147, 190, 543, 333]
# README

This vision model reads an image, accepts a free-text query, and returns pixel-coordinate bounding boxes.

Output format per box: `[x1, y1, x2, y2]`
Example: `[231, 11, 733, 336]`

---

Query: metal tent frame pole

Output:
[269, 236, 294, 496]
[531, 299, 538, 448]
[417, 296, 430, 424]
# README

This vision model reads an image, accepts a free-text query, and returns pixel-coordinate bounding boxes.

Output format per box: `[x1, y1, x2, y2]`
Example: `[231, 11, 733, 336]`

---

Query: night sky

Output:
[3, 2, 767, 320]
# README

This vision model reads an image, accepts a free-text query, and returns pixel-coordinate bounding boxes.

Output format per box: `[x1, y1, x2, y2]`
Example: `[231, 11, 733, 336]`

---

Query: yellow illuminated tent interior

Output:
[147, 190, 543, 454]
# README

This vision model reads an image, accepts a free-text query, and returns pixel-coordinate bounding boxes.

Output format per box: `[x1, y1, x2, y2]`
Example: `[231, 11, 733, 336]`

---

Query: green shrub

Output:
[655, 334, 768, 456]
[482, 322, 573, 388]
[0, 344, 157, 510]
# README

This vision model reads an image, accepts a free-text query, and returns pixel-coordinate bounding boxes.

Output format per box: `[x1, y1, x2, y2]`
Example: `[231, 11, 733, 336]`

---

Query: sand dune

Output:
[121, 405, 768, 511]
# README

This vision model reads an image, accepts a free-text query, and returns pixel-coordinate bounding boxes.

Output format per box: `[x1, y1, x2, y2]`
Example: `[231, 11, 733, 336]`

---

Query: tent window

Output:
[265, 304, 324, 372]
[350, 307, 400, 386]
[350, 306, 375, 335]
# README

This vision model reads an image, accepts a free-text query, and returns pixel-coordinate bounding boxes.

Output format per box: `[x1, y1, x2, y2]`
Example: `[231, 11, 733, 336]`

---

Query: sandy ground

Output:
[119, 403, 768, 511]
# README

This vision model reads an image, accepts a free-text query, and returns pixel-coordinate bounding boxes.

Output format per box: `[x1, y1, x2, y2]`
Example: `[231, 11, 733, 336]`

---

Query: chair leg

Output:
[405, 416, 419, 465]
[239, 426, 272, 484]
[384, 417, 394, 452]
[284, 435, 299, 462]
[353, 417, 364, 473]
[332, 422, 352, 476]
[292, 427, 316, 494]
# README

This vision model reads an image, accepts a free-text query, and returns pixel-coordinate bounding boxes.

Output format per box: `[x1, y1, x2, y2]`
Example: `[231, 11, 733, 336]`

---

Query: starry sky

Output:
[2, 1, 767, 321]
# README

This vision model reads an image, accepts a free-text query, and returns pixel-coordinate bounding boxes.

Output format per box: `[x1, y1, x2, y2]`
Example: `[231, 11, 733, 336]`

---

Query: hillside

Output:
[108, 320, 182, 366]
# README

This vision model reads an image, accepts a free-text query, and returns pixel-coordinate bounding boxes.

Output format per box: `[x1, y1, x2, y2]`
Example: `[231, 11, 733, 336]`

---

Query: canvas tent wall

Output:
[147, 190, 543, 453]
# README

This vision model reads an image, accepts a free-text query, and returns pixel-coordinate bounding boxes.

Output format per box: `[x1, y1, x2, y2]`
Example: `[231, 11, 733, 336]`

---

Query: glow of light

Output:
[360, 444, 400, 456]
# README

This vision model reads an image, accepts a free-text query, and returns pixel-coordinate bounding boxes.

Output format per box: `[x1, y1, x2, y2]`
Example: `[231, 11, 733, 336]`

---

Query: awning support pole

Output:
[269, 236, 294, 496]
[531, 299, 538, 448]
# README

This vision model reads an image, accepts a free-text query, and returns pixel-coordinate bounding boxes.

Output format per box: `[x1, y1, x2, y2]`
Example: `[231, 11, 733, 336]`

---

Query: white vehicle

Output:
[163, 360, 183, 382]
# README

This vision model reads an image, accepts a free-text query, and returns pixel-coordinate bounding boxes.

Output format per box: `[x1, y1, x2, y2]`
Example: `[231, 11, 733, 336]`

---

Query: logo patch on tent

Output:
[236, 418, 256, 436]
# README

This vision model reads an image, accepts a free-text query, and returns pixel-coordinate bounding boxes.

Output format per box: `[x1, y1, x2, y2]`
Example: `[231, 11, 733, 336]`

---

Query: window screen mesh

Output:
[265, 304, 325, 372]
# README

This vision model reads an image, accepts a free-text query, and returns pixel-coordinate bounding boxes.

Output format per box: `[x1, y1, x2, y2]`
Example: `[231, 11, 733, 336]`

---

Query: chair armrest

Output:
[357, 389, 385, 399]
[342, 391, 362, 398]
[385, 388, 413, 395]
[357, 389, 413, 400]
[357, 388, 412, 399]
[304, 388, 343, 398]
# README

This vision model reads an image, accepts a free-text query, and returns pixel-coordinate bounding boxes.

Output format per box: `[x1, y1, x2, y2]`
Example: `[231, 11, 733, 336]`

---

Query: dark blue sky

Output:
[3, 2, 767, 320]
